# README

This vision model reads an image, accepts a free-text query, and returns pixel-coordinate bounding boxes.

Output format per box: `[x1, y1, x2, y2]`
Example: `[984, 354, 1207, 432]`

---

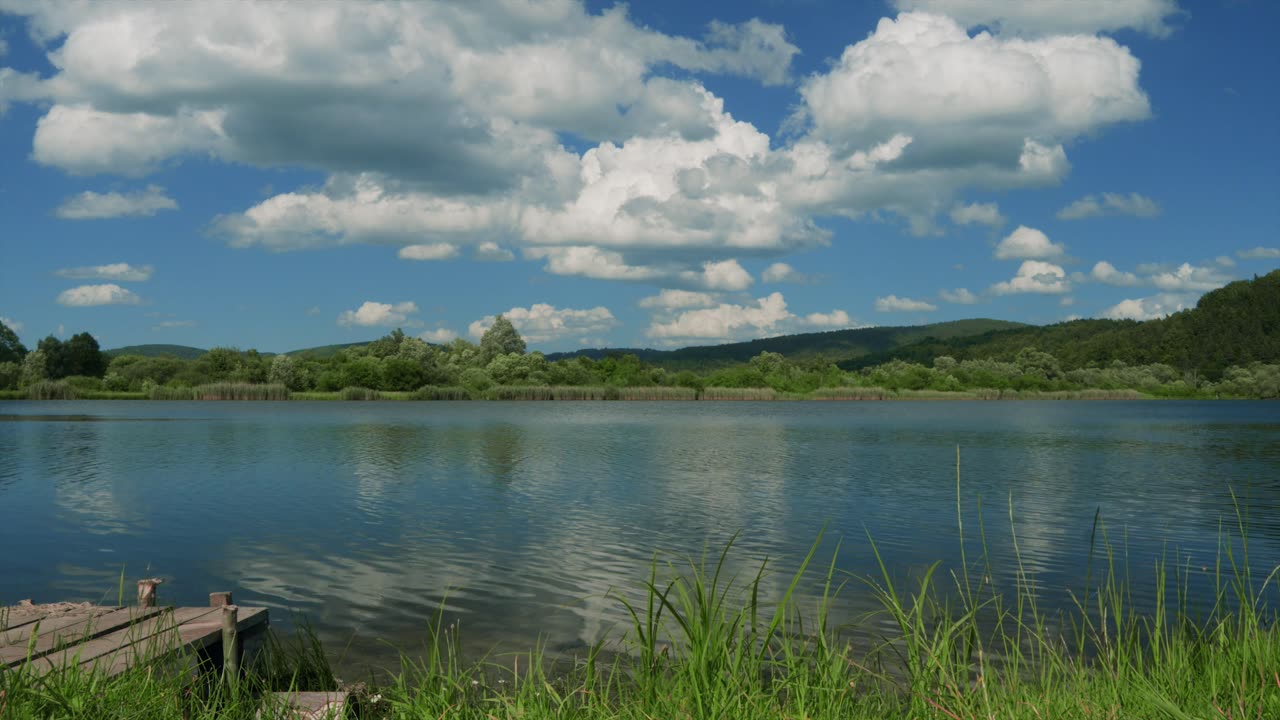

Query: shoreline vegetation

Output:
[3, 269, 1279, 402]
[1, 382, 1164, 402]
[4, 501, 1278, 719]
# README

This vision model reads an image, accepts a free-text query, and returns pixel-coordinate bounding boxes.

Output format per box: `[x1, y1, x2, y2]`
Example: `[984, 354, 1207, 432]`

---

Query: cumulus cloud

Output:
[797, 13, 1149, 154]
[1089, 261, 1142, 286]
[995, 226, 1064, 260]
[1149, 263, 1231, 292]
[398, 243, 459, 261]
[949, 202, 1005, 228]
[801, 310, 858, 327]
[1101, 293, 1193, 321]
[469, 304, 618, 345]
[55, 262, 153, 282]
[646, 292, 792, 341]
[419, 328, 459, 344]
[874, 295, 938, 312]
[761, 262, 811, 284]
[56, 283, 143, 307]
[940, 287, 978, 304]
[1057, 192, 1161, 220]
[891, 0, 1183, 37]
[55, 185, 178, 219]
[1, 3, 1161, 290]
[0, 315, 23, 332]
[990, 260, 1069, 295]
[638, 289, 718, 309]
[337, 300, 419, 327]
[1238, 247, 1280, 259]
[474, 242, 514, 262]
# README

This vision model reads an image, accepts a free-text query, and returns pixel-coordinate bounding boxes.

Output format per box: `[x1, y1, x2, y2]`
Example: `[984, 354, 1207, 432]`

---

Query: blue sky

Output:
[1, 0, 1277, 353]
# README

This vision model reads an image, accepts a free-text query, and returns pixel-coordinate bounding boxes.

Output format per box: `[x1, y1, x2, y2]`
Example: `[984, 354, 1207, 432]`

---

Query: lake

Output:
[2, 400, 1278, 675]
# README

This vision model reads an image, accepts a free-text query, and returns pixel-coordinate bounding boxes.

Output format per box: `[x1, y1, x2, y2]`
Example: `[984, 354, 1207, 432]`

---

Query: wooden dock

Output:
[0, 584, 268, 678]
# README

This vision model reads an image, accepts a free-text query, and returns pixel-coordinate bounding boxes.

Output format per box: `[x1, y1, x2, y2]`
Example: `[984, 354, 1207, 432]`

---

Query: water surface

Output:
[2, 400, 1278, 674]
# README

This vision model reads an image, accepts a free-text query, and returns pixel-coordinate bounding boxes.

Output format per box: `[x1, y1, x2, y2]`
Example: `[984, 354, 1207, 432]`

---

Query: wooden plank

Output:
[89, 606, 268, 678]
[0, 610, 49, 634]
[82, 607, 223, 678]
[259, 691, 348, 720]
[23, 607, 216, 676]
[0, 607, 117, 648]
[0, 606, 132, 660]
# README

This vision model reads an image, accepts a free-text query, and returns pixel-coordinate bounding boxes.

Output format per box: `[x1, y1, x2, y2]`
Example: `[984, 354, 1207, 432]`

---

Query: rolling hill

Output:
[545, 319, 1026, 370]
[105, 344, 207, 360]
[840, 269, 1280, 378]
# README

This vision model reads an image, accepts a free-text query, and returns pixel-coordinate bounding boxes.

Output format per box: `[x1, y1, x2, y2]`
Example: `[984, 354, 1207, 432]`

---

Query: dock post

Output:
[136, 578, 162, 608]
[222, 604, 240, 680]
[209, 591, 233, 607]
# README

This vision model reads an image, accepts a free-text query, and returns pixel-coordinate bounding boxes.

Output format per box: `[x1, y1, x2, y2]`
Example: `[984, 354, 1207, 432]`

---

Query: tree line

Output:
[1, 312, 1278, 399]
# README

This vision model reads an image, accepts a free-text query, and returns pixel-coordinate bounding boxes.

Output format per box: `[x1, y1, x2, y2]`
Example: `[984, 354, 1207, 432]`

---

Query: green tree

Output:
[63, 332, 108, 378]
[0, 320, 26, 364]
[479, 315, 526, 359]
[0, 361, 19, 390]
[20, 349, 48, 386]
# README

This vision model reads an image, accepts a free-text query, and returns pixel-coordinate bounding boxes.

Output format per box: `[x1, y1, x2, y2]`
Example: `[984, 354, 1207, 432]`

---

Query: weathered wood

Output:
[137, 578, 163, 608]
[209, 591, 233, 607]
[259, 691, 349, 720]
[0, 606, 163, 667]
[20, 607, 212, 675]
[0, 610, 49, 634]
[0, 606, 118, 650]
[222, 605, 240, 679]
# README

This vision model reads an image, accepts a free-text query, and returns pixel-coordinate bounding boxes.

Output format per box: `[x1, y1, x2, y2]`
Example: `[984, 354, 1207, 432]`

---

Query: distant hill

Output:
[284, 341, 373, 359]
[105, 344, 207, 360]
[841, 269, 1280, 379]
[545, 319, 1027, 370]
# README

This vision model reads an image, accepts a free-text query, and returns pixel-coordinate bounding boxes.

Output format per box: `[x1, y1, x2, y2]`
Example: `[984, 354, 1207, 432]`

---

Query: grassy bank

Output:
[0, 382, 1160, 402]
[4, 493, 1277, 718]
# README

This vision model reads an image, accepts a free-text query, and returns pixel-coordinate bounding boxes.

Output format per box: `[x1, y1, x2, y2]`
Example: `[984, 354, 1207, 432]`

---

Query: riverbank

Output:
[5, 526, 1278, 719]
[0, 382, 1187, 401]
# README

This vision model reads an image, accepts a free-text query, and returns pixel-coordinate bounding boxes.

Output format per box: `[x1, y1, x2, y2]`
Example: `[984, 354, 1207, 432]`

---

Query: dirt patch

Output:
[2, 599, 99, 626]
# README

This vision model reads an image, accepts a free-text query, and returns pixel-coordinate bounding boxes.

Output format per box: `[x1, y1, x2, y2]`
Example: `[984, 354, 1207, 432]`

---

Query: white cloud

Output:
[797, 13, 1149, 154]
[646, 292, 792, 341]
[1101, 293, 1193, 321]
[1149, 263, 1231, 292]
[638, 289, 718, 309]
[56, 283, 143, 307]
[0, 315, 23, 332]
[337, 300, 419, 327]
[940, 287, 978, 304]
[874, 295, 938, 312]
[1, 3, 1161, 290]
[1057, 192, 1160, 220]
[1214, 255, 1235, 268]
[949, 202, 1005, 228]
[891, 0, 1183, 37]
[1089, 261, 1142, 286]
[1238, 247, 1280, 259]
[474, 241, 514, 262]
[469, 304, 617, 345]
[995, 226, 1064, 260]
[419, 328, 459, 344]
[801, 310, 858, 328]
[1059, 296, 1075, 307]
[152, 320, 196, 330]
[55, 262, 153, 282]
[398, 243, 459, 261]
[990, 260, 1069, 295]
[761, 262, 811, 284]
[54, 185, 178, 219]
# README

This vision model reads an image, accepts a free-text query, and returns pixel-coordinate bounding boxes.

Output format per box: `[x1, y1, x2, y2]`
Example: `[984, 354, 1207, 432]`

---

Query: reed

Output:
[26, 380, 80, 400]
[195, 382, 291, 401]
[484, 385, 698, 400]
[699, 386, 779, 400]
[339, 386, 381, 401]
[409, 385, 473, 400]
[812, 386, 895, 400]
[148, 385, 198, 400]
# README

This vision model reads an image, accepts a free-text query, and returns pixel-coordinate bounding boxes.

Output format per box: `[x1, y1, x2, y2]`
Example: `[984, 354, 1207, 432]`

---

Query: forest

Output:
[1, 270, 1277, 400]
